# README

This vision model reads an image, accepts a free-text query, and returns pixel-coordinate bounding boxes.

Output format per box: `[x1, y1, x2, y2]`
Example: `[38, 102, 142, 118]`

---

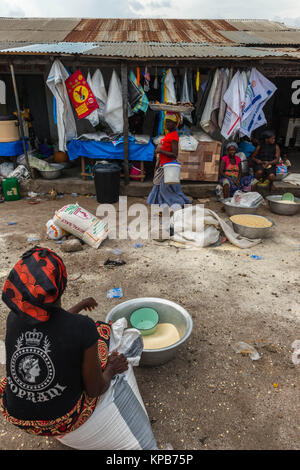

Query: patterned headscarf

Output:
[2, 246, 67, 323]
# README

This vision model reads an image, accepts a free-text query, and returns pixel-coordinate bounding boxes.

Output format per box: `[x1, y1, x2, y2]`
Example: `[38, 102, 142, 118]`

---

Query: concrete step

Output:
[21, 176, 300, 199]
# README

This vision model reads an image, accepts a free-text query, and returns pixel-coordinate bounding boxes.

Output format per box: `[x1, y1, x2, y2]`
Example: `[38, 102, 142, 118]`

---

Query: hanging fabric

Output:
[195, 69, 214, 126]
[218, 68, 229, 129]
[46, 59, 77, 151]
[210, 68, 227, 133]
[164, 68, 177, 103]
[143, 67, 150, 92]
[200, 68, 220, 134]
[181, 69, 193, 123]
[221, 70, 246, 139]
[128, 71, 149, 113]
[86, 69, 108, 127]
[196, 68, 200, 92]
[136, 67, 140, 86]
[104, 70, 123, 133]
[153, 67, 158, 89]
[240, 68, 277, 137]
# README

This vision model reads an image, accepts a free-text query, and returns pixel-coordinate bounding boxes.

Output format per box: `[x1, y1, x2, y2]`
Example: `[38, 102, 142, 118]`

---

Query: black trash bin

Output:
[93, 161, 121, 204]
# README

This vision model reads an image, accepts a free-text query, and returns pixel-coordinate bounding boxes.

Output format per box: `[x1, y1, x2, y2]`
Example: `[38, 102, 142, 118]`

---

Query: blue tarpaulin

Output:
[67, 139, 155, 162]
[0, 139, 28, 157]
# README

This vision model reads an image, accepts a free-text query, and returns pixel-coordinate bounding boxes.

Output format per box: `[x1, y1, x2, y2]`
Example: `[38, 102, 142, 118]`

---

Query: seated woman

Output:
[250, 130, 280, 192]
[219, 142, 254, 199]
[0, 246, 156, 450]
[147, 112, 191, 208]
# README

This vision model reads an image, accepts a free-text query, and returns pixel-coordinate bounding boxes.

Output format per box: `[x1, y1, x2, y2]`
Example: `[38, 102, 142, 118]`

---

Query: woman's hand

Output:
[106, 351, 128, 375]
[80, 297, 98, 311]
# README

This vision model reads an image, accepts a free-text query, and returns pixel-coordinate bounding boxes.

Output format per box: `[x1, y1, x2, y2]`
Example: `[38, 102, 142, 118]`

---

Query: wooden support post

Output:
[9, 62, 34, 178]
[121, 62, 130, 185]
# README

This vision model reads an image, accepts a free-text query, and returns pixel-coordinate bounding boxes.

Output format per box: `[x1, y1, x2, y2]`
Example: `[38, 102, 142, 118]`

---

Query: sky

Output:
[0, 0, 299, 27]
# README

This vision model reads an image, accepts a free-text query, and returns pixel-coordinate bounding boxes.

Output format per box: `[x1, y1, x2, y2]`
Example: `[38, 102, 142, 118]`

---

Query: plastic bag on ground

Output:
[231, 191, 263, 208]
[232, 342, 260, 360]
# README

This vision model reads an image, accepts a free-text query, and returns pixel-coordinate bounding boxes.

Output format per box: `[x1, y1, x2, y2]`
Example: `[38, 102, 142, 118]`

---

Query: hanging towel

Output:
[104, 70, 123, 133]
[46, 59, 77, 151]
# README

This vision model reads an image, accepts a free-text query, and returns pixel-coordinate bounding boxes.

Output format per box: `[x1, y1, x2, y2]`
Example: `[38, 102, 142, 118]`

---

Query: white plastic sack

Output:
[230, 191, 263, 208]
[8, 164, 31, 182]
[57, 318, 157, 450]
[170, 206, 262, 249]
[46, 59, 77, 151]
[179, 135, 199, 152]
[53, 203, 108, 249]
[221, 71, 246, 139]
[104, 70, 123, 133]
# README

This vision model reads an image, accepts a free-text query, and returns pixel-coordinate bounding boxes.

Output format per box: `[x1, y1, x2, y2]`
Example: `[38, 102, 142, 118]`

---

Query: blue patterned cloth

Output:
[147, 176, 191, 207]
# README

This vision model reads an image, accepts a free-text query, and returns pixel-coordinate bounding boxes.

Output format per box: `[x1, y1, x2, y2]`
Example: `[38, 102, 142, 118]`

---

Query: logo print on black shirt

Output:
[10, 329, 55, 392]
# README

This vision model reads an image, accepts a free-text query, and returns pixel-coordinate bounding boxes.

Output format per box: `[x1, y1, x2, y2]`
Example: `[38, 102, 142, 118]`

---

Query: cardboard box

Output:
[177, 140, 222, 182]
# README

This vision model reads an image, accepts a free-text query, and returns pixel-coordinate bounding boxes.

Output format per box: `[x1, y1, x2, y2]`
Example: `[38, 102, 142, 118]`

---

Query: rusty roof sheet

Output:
[0, 17, 297, 46]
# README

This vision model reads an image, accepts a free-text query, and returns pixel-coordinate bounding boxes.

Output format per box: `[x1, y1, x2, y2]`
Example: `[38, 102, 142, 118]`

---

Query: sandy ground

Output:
[0, 193, 299, 451]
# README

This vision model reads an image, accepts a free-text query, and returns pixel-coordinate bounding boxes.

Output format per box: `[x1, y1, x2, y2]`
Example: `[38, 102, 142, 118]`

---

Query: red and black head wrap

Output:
[2, 246, 67, 323]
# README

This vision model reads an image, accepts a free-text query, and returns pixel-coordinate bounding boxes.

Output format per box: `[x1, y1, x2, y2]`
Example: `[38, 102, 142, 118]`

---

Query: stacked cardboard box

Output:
[177, 140, 222, 182]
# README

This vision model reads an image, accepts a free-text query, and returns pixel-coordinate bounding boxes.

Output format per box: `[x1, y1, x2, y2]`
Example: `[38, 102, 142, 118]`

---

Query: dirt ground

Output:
[0, 193, 299, 451]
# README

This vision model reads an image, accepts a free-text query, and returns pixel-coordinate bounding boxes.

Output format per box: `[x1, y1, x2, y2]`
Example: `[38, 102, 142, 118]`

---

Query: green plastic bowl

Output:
[130, 308, 159, 336]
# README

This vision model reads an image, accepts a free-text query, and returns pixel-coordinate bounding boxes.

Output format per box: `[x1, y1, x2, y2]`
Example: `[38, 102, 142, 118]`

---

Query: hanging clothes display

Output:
[153, 67, 158, 90]
[86, 69, 108, 127]
[220, 70, 246, 139]
[199, 68, 220, 134]
[46, 59, 77, 151]
[240, 68, 277, 138]
[104, 70, 123, 133]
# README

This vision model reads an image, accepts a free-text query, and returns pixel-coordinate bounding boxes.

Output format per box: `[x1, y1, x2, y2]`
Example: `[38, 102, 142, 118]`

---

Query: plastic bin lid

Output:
[94, 161, 121, 172]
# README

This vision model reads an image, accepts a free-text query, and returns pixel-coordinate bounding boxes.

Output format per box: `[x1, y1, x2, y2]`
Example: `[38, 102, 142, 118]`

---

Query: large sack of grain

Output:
[53, 203, 108, 249]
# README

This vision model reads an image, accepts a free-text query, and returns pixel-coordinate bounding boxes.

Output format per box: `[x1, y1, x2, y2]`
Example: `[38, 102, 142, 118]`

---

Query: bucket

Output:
[2, 177, 21, 201]
[93, 161, 121, 204]
[163, 161, 181, 184]
[0, 116, 19, 143]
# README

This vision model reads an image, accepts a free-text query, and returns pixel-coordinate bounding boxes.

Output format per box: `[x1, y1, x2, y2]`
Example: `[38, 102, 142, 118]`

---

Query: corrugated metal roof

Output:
[0, 42, 293, 59]
[221, 30, 300, 45]
[225, 19, 296, 31]
[0, 17, 298, 47]
[0, 42, 98, 54]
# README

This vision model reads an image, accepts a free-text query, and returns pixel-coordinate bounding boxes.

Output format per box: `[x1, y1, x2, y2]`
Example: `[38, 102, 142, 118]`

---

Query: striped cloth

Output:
[129, 71, 149, 113]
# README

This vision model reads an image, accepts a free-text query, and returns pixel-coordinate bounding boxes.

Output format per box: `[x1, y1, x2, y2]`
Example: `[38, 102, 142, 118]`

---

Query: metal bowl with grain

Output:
[106, 297, 193, 367]
[266, 195, 300, 216]
[230, 214, 275, 239]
